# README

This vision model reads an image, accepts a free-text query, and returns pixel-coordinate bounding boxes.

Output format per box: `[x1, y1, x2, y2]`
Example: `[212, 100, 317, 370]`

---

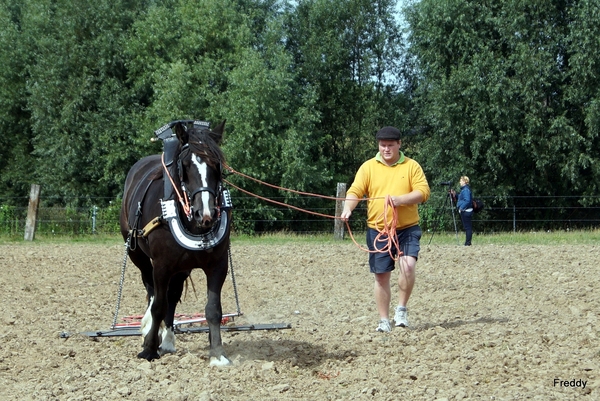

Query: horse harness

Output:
[128, 121, 232, 251]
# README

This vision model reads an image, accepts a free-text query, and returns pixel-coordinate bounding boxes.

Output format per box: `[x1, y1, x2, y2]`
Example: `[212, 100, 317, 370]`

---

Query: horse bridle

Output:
[187, 183, 219, 205]
[177, 143, 224, 222]
[185, 183, 223, 219]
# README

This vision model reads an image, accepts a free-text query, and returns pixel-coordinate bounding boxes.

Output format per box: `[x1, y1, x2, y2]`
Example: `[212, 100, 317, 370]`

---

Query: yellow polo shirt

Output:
[347, 152, 430, 230]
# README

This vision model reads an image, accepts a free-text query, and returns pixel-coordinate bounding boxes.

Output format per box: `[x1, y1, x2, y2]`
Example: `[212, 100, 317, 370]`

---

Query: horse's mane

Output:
[184, 127, 226, 169]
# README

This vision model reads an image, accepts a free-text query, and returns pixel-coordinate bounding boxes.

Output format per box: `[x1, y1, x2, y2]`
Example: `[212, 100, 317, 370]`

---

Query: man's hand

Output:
[340, 195, 360, 221]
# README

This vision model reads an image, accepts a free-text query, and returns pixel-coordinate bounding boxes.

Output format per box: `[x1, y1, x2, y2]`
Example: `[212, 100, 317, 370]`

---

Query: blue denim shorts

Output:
[367, 225, 422, 274]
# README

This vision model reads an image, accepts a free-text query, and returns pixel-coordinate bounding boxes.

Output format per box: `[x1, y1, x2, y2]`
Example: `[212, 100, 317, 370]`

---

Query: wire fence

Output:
[1, 193, 600, 238]
[0, 202, 122, 236]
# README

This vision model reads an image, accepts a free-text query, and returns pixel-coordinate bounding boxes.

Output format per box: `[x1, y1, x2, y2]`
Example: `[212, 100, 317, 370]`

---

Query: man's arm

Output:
[340, 194, 360, 221]
[390, 190, 424, 207]
[391, 162, 430, 207]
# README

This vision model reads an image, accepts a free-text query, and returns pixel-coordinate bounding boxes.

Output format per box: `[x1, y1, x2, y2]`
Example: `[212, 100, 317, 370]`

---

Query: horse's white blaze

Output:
[191, 155, 212, 219]
[159, 327, 176, 355]
[140, 297, 154, 337]
[209, 355, 232, 367]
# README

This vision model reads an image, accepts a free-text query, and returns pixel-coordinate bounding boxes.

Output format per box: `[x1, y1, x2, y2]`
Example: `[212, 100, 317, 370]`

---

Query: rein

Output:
[223, 164, 402, 259]
[161, 152, 192, 220]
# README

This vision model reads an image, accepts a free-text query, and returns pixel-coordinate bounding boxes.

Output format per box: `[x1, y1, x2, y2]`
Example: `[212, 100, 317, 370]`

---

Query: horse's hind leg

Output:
[159, 272, 189, 355]
[205, 260, 231, 367]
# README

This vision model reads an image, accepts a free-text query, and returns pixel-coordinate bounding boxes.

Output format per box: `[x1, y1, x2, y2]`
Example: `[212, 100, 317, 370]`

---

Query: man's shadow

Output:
[413, 316, 509, 331]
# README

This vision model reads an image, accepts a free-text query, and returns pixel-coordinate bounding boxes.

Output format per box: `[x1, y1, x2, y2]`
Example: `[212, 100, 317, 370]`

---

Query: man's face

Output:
[378, 140, 401, 164]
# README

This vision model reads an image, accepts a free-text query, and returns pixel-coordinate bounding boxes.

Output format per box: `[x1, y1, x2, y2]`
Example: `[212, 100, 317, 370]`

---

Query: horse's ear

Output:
[211, 120, 226, 145]
[173, 122, 188, 144]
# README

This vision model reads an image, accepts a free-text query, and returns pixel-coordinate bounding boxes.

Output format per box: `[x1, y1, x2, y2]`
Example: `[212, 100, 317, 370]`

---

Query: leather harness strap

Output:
[137, 216, 163, 238]
[127, 166, 162, 250]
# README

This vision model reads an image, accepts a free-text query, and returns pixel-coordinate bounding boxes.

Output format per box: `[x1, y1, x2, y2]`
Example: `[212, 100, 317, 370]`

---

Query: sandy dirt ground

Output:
[0, 240, 598, 400]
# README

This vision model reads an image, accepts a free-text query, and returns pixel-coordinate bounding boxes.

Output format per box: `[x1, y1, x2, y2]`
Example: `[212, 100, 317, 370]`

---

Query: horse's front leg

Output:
[205, 263, 231, 367]
[159, 272, 188, 355]
[139, 282, 156, 338]
[138, 272, 169, 361]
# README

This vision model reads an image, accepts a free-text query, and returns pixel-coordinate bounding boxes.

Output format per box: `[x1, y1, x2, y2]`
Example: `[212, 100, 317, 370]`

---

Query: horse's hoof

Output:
[137, 350, 160, 361]
[209, 355, 231, 367]
[159, 328, 176, 355]
[158, 345, 176, 356]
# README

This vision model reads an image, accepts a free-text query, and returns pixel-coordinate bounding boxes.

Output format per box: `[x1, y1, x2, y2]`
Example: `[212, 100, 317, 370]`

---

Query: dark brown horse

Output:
[120, 120, 232, 365]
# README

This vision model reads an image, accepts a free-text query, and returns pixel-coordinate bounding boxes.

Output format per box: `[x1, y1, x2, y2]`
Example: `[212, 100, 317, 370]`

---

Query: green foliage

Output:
[1, 0, 599, 235]
[285, 0, 408, 179]
[0, 1, 36, 199]
[0, 202, 122, 236]
[0, 204, 20, 235]
[17, 0, 148, 205]
[405, 0, 600, 206]
[92, 200, 122, 234]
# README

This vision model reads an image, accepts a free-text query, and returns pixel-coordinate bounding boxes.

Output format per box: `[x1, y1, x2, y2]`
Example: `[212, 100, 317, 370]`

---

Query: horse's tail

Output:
[183, 273, 198, 301]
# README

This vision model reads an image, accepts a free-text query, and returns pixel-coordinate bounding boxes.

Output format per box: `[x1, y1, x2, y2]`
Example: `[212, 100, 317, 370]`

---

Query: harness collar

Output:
[161, 188, 232, 251]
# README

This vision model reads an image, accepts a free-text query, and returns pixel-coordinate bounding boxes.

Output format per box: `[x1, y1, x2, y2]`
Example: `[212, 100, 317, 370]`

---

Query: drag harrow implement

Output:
[60, 243, 291, 339]
[66, 314, 291, 338]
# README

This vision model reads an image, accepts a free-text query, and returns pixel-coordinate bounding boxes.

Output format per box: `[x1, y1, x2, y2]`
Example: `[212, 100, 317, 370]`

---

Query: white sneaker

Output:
[376, 319, 391, 333]
[394, 306, 409, 327]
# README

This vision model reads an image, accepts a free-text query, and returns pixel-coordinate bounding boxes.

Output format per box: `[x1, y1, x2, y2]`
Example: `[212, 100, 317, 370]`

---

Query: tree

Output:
[0, 0, 414, 235]
[214, 31, 326, 233]
[284, 0, 408, 181]
[22, 0, 147, 205]
[0, 1, 35, 202]
[405, 0, 600, 206]
[563, 0, 600, 202]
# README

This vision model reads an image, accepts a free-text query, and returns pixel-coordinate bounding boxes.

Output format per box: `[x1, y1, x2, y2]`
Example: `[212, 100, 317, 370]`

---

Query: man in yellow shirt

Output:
[341, 126, 430, 332]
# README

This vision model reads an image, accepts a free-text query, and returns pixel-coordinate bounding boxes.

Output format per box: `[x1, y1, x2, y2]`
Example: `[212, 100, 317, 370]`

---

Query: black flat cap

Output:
[375, 126, 401, 140]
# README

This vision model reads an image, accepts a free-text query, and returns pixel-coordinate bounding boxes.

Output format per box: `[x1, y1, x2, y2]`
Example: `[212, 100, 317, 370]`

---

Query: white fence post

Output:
[92, 205, 98, 234]
[24, 184, 41, 241]
[334, 183, 346, 240]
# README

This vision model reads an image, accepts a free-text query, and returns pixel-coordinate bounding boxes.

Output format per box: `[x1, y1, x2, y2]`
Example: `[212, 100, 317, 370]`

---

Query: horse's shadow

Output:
[175, 317, 508, 366]
[216, 317, 507, 365]
[412, 316, 509, 331]
[219, 337, 350, 368]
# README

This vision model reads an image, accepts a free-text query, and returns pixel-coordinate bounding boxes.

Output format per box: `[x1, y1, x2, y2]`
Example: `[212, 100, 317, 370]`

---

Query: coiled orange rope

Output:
[370, 195, 402, 261]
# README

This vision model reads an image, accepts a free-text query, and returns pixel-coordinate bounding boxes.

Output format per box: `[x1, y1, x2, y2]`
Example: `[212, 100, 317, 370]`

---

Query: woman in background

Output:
[456, 176, 473, 246]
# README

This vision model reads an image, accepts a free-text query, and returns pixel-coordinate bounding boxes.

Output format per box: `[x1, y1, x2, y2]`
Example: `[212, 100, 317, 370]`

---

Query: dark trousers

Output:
[460, 210, 473, 246]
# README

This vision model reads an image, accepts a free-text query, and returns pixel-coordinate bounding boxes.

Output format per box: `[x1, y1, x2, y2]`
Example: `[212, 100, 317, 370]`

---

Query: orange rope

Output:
[161, 153, 192, 219]
[341, 195, 402, 261]
[223, 164, 403, 259]
[223, 178, 335, 219]
[223, 163, 384, 201]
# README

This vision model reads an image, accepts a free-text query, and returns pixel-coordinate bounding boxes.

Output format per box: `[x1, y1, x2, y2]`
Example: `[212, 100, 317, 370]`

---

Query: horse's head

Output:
[174, 120, 226, 229]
